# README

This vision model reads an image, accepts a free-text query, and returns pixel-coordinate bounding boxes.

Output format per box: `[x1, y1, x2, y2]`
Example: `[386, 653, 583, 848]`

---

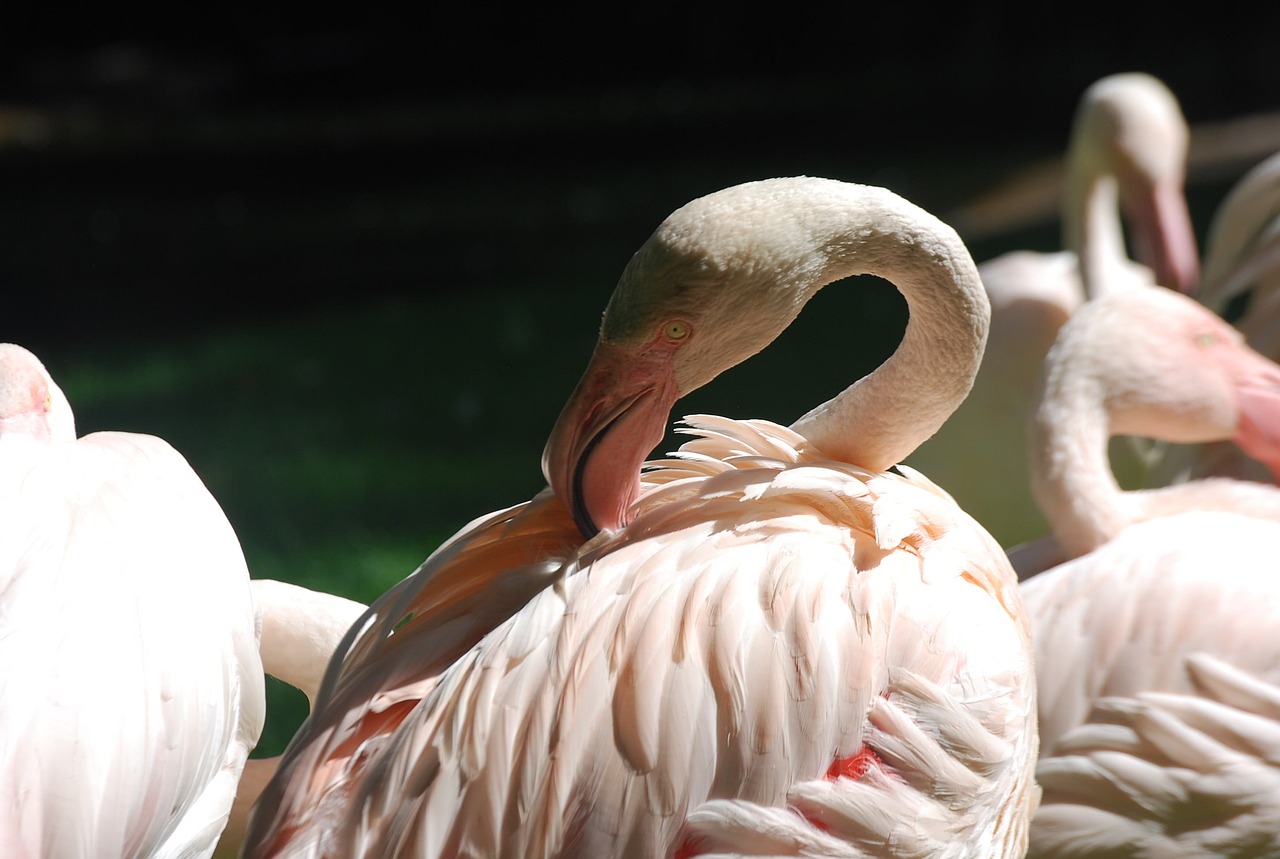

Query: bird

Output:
[1152, 148, 1280, 485]
[0, 342, 265, 858]
[1007, 285, 1280, 855]
[905, 71, 1200, 548]
[241, 176, 1040, 858]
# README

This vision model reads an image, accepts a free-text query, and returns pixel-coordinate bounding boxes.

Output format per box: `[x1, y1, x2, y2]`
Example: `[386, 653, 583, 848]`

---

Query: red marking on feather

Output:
[825, 744, 885, 781]
[673, 833, 706, 859]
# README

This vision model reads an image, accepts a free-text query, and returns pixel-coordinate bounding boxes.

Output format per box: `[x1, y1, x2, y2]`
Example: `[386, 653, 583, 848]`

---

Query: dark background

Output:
[6, 12, 1280, 755]
[5, 14, 1280, 355]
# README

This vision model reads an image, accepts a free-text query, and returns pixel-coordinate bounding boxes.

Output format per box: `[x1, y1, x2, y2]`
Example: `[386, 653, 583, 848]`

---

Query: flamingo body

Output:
[0, 344, 265, 858]
[1025, 513, 1280, 856]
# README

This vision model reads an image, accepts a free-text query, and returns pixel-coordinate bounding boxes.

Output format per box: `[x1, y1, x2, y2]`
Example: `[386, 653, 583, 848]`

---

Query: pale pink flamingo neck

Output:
[782, 184, 990, 468]
[1198, 150, 1280, 353]
[249, 579, 367, 708]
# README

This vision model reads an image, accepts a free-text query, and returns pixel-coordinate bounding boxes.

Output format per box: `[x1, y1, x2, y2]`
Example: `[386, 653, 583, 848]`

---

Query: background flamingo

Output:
[905, 72, 1200, 548]
[1008, 286, 1280, 854]
[241, 177, 1039, 858]
[0, 342, 265, 859]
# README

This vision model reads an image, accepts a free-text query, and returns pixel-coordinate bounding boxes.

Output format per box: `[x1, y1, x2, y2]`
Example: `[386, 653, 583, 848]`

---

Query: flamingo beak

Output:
[542, 340, 678, 538]
[1232, 350, 1280, 483]
[1125, 178, 1201, 295]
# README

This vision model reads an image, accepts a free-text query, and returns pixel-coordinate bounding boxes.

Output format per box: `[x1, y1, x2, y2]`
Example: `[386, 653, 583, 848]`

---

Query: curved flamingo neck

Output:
[1033, 387, 1280, 555]
[1027, 371, 1133, 557]
[1062, 147, 1129, 302]
[787, 186, 990, 471]
[1028, 319, 1280, 559]
[250, 579, 366, 707]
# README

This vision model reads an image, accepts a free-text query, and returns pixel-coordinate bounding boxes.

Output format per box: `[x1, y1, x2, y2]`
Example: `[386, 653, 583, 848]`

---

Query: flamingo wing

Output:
[1021, 512, 1280, 856]
[246, 419, 1037, 858]
[242, 486, 585, 854]
[1031, 653, 1280, 857]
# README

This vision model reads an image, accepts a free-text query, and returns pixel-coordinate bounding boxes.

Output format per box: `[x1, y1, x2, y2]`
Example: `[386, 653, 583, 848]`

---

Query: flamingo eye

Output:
[1195, 333, 1217, 348]
[44, 392, 52, 411]
[664, 320, 691, 342]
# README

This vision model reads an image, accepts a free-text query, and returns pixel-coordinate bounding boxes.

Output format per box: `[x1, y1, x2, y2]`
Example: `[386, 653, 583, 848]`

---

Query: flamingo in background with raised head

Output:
[906, 71, 1200, 548]
[241, 176, 1039, 858]
[0, 342, 265, 858]
[1007, 285, 1280, 855]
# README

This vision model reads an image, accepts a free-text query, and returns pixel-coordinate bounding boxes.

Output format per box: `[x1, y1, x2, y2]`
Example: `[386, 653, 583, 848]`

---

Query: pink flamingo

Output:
[241, 177, 1039, 858]
[1009, 286, 1280, 855]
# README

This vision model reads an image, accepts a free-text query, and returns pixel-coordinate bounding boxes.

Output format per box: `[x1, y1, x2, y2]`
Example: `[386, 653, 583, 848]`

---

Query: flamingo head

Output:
[0, 343, 76, 442]
[1091, 288, 1280, 480]
[542, 179, 840, 537]
[1075, 72, 1201, 294]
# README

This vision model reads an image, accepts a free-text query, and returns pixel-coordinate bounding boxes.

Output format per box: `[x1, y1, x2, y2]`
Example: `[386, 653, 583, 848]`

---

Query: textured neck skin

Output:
[751, 182, 991, 471]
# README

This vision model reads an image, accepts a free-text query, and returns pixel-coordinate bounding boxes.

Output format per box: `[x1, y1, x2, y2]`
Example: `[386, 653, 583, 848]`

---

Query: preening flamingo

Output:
[905, 71, 1200, 547]
[0, 342, 265, 858]
[1153, 149, 1280, 485]
[1008, 286, 1280, 855]
[241, 177, 1039, 858]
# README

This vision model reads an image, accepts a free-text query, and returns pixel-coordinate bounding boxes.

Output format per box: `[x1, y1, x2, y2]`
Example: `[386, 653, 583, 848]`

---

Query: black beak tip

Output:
[571, 498, 599, 540]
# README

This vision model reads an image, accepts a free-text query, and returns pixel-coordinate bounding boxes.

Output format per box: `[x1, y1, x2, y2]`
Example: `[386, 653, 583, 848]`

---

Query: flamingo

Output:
[241, 177, 1040, 858]
[0, 342, 265, 858]
[1007, 285, 1280, 855]
[1153, 149, 1280, 485]
[905, 71, 1200, 548]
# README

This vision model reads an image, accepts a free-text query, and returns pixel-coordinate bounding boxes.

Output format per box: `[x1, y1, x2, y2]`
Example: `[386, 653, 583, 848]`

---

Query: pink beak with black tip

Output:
[542, 339, 680, 538]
